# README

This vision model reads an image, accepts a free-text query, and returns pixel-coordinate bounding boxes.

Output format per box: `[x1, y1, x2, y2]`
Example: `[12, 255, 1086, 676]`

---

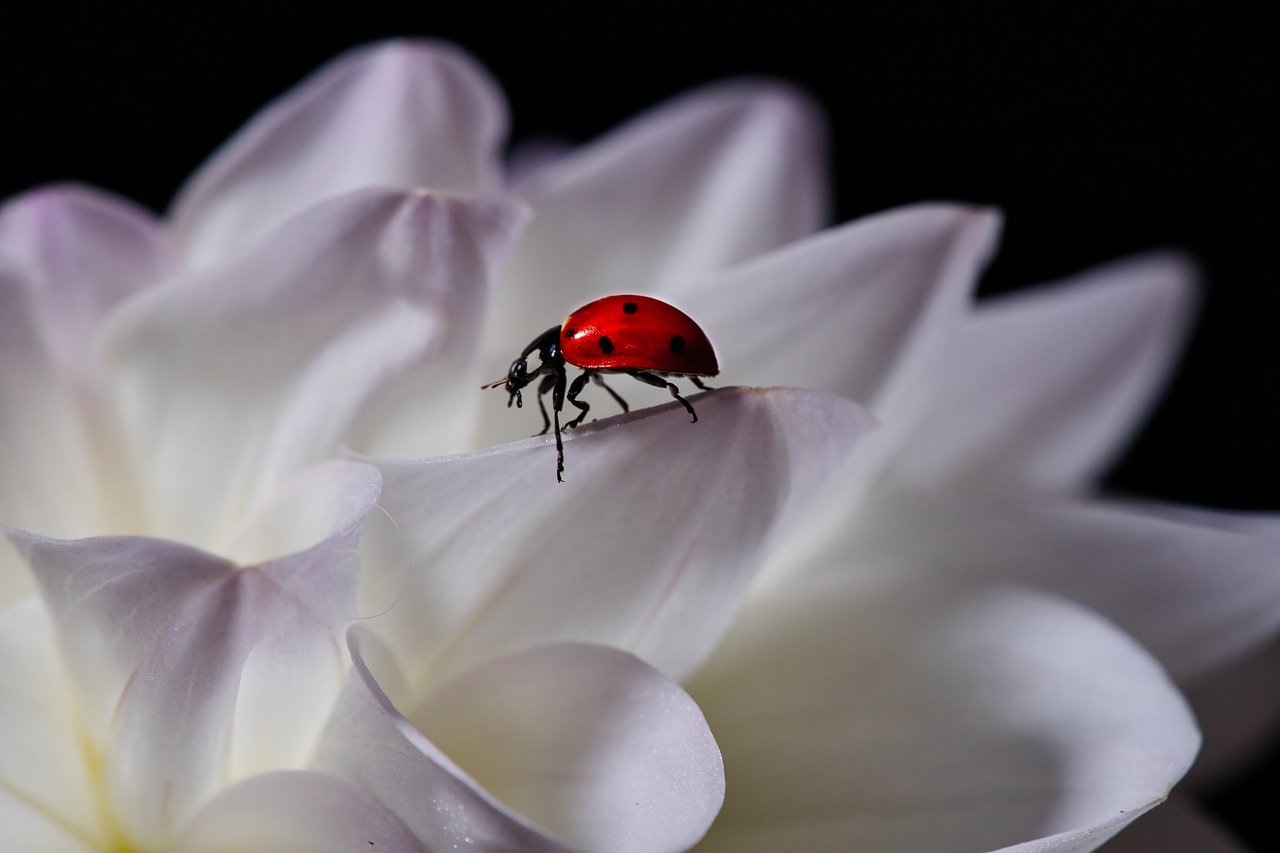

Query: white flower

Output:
[0, 38, 1272, 851]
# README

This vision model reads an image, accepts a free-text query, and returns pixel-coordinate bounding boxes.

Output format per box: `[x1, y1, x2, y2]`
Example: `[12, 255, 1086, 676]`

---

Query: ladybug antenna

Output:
[482, 377, 509, 389]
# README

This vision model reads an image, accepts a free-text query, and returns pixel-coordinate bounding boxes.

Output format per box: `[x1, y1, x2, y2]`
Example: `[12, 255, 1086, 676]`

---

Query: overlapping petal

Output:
[670, 204, 1000, 421]
[101, 189, 525, 550]
[172, 40, 508, 267]
[415, 641, 724, 852]
[488, 81, 828, 361]
[0, 184, 168, 377]
[175, 771, 423, 853]
[7, 463, 375, 849]
[890, 254, 1197, 494]
[362, 387, 875, 687]
[312, 629, 567, 851]
[688, 579, 1199, 852]
[845, 491, 1280, 684]
[0, 599, 100, 850]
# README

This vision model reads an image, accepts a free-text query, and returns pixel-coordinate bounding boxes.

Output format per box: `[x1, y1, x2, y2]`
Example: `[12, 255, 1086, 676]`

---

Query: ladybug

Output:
[485, 294, 719, 481]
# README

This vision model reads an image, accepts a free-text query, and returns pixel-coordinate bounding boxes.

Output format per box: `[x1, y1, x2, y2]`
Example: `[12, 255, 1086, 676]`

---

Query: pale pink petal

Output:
[689, 580, 1199, 852]
[361, 388, 874, 687]
[171, 40, 508, 267]
[7, 482, 372, 848]
[1097, 795, 1245, 853]
[0, 264, 102, 600]
[0, 599, 101, 849]
[487, 82, 827, 362]
[892, 254, 1197, 493]
[311, 629, 566, 850]
[101, 189, 525, 550]
[0, 183, 168, 377]
[846, 492, 1280, 683]
[670, 204, 1000, 420]
[414, 642, 724, 852]
[174, 771, 424, 853]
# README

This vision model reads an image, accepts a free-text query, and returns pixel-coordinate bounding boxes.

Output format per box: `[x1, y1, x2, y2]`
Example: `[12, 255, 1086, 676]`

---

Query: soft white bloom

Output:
[0, 38, 1272, 851]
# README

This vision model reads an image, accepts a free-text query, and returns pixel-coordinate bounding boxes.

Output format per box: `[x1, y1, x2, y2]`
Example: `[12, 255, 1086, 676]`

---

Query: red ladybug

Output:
[485, 294, 719, 481]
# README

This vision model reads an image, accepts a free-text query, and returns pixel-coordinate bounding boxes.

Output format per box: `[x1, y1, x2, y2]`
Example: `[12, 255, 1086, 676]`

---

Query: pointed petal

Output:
[414, 641, 723, 852]
[362, 388, 874, 687]
[0, 184, 168, 377]
[0, 599, 101, 849]
[174, 771, 424, 853]
[172, 40, 508, 267]
[312, 629, 566, 850]
[0, 264, 101, 600]
[688, 580, 1199, 852]
[488, 82, 827, 361]
[672, 205, 1000, 416]
[847, 492, 1280, 683]
[7, 488, 371, 848]
[893, 254, 1198, 493]
[102, 189, 524, 549]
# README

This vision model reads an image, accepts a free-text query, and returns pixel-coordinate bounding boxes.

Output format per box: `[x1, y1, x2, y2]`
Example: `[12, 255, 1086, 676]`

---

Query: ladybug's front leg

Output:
[534, 374, 557, 435]
[550, 366, 568, 482]
[565, 370, 593, 429]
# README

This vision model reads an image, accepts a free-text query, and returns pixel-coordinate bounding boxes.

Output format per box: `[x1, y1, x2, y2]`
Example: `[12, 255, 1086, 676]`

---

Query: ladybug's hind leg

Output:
[630, 371, 699, 423]
[690, 376, 716, 392]
[592, 373, 630, 413]
[565, 370, 594, 429]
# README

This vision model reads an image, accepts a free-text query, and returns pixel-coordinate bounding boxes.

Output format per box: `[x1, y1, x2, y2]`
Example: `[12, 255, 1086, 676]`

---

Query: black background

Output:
[3, 1, 1276, 845]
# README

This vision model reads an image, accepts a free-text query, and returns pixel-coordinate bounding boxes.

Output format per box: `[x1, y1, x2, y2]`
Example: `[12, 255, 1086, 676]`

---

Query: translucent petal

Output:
[8, 478, 371, 847]
[892, 254, 1197, 493]
[102, 189, 524, 550]
[414, 642, 724, 852]
[487, 81, 827, 365]
[171, 40, 507, 267]
[361, 388, 874, 687]
[689, 580, 1199, 852]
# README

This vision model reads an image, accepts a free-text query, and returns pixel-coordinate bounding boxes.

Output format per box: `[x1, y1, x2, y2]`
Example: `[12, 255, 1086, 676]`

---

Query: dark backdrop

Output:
[3, 0, 1277, 845]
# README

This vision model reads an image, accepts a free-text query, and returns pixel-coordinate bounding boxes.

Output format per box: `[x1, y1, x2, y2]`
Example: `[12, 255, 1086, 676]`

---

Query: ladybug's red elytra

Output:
[484, 294, 719, 482]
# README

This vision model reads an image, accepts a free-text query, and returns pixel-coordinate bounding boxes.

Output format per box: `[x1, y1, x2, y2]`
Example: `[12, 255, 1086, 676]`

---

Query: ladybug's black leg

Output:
[592, 373, 630, 413]
[565, 370, 593, 429]
[630, 371, 698, 423]
[551, 367, 568, 482]
[534, 374, 557, 435]
[691, 376, 716, 392]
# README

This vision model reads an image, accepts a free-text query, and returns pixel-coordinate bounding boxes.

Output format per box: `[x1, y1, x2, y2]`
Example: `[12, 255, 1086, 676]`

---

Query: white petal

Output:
[171, 40, 508, 267]
[361, 387, 874, 687]
[846, 492, 1280, 683]
[174, 771, 424, 853]
[1097, 795, 1245, 853]
[487, 82, 827, 362]
[101, 189, 524, 550]
[0, 184, 168, 377]
[688, 580, 1199, 852]
[8, 502, 370, 848]
[414, 642, 724, 852]
[0, 264, 100, 602]
[312, 629, 565, 851]
[892, 254, 1197, 493]
[671, 204, 1000, 418]
[0, 598, 101, 849]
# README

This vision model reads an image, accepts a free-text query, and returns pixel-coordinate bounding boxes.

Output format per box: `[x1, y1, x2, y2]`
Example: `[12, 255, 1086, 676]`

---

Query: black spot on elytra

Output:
[669, 335, 686, 356]
[563, 328, 577, 339]
[598, 335, 615, 354]
[622, 301, 638, 314]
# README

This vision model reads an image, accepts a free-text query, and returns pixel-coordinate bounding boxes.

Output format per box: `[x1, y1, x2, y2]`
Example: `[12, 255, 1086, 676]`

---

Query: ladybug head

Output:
[482, 355, 535, 409]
